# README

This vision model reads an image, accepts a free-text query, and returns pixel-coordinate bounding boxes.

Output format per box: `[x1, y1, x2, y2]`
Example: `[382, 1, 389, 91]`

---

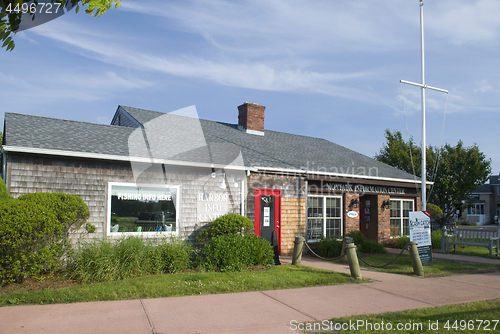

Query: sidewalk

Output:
[386, 247, 500, 264]
[0, 253, 499, 334]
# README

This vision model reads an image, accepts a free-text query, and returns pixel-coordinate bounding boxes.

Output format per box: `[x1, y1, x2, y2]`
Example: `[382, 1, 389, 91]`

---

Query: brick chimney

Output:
[238, 102, 265, 136]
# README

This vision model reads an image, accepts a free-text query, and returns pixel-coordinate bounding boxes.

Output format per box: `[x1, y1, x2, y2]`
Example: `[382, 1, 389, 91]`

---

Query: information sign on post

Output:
[409, 211, 433, 265]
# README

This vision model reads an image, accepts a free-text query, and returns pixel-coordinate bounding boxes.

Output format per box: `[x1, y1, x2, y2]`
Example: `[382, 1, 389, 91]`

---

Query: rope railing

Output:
[298, 238, 422, 278]
[356, 243, 410, 268]
[303, 239, 346, 261]
[304, 239, 412, 269]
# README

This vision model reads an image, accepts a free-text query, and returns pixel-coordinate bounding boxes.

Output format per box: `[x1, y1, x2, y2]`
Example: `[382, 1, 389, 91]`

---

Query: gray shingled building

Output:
[462, 174, 500, 225]
[2, 103, 423, 254]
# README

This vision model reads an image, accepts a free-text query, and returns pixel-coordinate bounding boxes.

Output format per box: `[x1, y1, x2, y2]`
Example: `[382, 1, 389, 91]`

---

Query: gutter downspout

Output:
[1, 148, 6, 183]
[240, 175, 245, 217]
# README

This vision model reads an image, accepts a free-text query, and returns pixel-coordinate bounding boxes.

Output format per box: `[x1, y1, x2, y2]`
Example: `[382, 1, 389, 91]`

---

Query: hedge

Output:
[0, 201, 61, 284]
[199, 233, 273, 272]
[0, 192, 90, 285]
[197, 213, 254, 246]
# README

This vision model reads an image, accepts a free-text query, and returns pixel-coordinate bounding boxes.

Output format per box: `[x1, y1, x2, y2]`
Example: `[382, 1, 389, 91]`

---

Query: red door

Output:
[254, 189, 281, 254]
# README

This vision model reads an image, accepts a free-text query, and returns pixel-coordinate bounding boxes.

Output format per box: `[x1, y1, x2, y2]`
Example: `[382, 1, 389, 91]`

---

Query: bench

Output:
[446, 226, 499, 257]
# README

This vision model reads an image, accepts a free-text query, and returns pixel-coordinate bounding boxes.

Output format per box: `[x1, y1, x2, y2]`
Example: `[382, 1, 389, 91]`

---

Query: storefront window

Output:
[108, 183, 179, 234]
[307, 196, 342, 241]
[390, 199, 414, 237]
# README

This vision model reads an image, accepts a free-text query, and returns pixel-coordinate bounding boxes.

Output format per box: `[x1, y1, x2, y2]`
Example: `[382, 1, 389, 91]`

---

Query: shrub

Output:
[315, 237, 343, 257]
[18, 193, 89, 232]
[85, 223, 97, 233]
[68, 237, 193, 283]
[0, 192, 89, 284]
[431, 230, 442, 251]
[345, 231, 387, 254]
[458, 219, 477, 226]
[395, 236, 410, 249]
[199, 234, 273, 272]
[346, 230, 367, 245]
[315, 231, 387, 257]
[17, 192, 90, 262]
[197, 213, 254, 245]
[358, 239, 387, 254]
[0, 201, 61, 284]
[0, 178, 13, 202]
[152, 238, 193, 274]
[384, 236, 410, 249]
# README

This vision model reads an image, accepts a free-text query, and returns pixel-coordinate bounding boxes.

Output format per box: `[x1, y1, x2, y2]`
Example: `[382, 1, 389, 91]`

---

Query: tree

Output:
[1, 0, 120, 51]
[376, 129, 491, 224]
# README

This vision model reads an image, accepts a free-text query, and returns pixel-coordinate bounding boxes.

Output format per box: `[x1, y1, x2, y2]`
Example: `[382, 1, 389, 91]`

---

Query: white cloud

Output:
[121, 0, 414, 55]
[474, 79, 495, 93]
[429, 0, 500, 45]
[16, 0, 500, 118]
[0, 68, 154, 115]
[28, 21, 379, 101]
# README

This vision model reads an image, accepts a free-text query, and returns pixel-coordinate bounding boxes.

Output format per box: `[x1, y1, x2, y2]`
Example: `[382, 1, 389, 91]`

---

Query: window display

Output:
[108, 183, 179, 234]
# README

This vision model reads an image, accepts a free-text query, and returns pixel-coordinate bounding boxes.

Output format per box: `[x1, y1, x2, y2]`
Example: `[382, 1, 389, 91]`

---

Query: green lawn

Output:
[448, 245, 500, 259]
[299, 298, 500, 334]
[338, 254, 500, 277]
[0, 265, 360, 307]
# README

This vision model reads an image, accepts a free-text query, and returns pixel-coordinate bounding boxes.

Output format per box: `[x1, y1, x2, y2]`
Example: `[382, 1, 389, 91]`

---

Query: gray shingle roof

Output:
[472, 183, 493, 194]
[3, 106, 420, 182]
[4, 113, 134, 156]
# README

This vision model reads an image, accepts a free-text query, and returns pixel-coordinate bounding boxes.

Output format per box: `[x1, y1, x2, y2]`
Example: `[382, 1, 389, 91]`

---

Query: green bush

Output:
[68, 237, 193, 283]
[199, 234, 273, 272]
[344, 230, 387, 254]
[315, 237, 343, 257]
[197, 213, 254, 245]
[346, 230, 367, 245]
[385, 232, 441, 251]
[0, 178, 13, 202]
[315, 231, 387, 257]
[431, 230, 442, 251]
[0, 201, 62, 284]
[18, 193, 89, 232]
[387, 236, 410, 249]
[358, 239, 388, 254]
[152, 238, 192, 274]
[85, 223, 97, 233]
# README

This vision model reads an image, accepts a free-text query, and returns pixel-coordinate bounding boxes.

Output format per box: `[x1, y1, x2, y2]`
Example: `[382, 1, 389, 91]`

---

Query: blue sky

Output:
[1, 0, 499, 175]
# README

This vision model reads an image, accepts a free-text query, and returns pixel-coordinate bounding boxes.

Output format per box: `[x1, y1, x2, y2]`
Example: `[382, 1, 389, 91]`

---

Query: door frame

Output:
[254, 188, 281, 253]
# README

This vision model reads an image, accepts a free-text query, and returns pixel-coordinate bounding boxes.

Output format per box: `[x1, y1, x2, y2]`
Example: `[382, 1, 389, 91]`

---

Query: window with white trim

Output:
[107, 183, 179, 234]
[468, 203, 485, 215]
[390, 199, 414, 237]
[307, 196, 342, 241]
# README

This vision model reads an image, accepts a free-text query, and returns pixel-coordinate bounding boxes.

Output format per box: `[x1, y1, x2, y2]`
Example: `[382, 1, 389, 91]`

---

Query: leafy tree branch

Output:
[0, 0, 120, 51]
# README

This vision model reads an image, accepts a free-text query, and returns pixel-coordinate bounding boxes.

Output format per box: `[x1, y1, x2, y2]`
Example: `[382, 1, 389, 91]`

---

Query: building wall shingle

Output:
[7, 154, 241, 242]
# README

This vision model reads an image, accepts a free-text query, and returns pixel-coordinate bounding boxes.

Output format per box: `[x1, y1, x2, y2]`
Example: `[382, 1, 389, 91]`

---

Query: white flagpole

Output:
[401, 0, 448, 212]
[420, 0, 427, 211]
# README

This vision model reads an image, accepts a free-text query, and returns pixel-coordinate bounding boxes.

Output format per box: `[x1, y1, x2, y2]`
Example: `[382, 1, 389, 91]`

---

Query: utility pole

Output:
[401, 0, 448, 211]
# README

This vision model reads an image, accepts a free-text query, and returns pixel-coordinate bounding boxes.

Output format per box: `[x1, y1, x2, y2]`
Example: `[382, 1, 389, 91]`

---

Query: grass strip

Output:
[299, 298, 500, 333]
[336, 254, 500, 277]
[0, 265, 359, 307]
[450, 245, 500, 259]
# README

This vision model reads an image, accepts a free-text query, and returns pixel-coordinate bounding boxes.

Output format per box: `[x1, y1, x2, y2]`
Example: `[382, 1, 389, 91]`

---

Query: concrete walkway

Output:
[1, 253, 499, 334]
